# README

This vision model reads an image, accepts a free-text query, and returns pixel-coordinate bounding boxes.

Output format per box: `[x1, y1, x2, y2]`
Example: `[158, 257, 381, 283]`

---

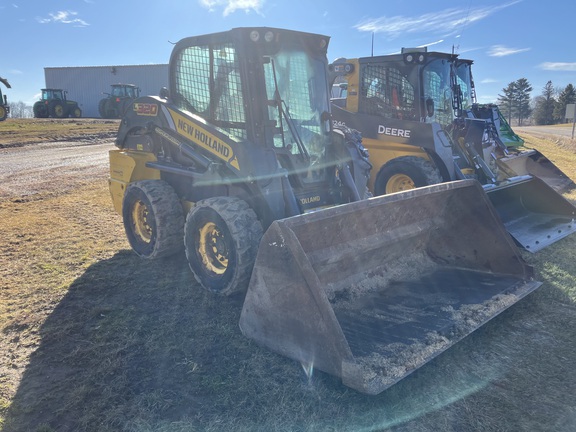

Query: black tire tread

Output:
[375, 155, 443, 195]
[185, 196, 263, 296]
[123, 180, 184, 259]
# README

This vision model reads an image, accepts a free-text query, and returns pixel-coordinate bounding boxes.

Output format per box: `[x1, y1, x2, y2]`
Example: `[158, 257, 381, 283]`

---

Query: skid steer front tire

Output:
[184, 197, 263, 296]
[375, 156, 443, 195]
[122, 180, 185, 259]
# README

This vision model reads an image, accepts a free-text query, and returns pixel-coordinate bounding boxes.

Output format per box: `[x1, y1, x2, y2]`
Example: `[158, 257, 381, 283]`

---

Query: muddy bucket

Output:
[486, 176, 576, 252]
[498, 150, 576, 193]
[239, 180, 541, 395]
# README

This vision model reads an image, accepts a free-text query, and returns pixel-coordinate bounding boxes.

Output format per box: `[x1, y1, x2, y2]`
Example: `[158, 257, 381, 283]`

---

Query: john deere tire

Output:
[33, 104, 48, 118]
[184, 197, 263, 296]
[98, 99, 108, 118]
[122, 180, 184, 259]
[50, 102, 66, 118]
[72, 106, 82, 118]
[375, 156, 443, 195]
[0, 106, 6, 121]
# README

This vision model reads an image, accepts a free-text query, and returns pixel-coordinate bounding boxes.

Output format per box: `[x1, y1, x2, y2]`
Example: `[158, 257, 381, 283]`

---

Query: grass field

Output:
[0, 118, 118, 147]
[1, 126, 576, 431]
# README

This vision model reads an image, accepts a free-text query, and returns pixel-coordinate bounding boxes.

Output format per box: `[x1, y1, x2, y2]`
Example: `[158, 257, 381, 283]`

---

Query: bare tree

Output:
[8, 101, 33, 118]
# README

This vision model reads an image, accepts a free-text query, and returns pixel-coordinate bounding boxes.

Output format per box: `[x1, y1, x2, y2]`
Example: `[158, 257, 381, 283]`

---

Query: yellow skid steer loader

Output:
[109, 28, 541, 395]
[330, 51, 576, 252]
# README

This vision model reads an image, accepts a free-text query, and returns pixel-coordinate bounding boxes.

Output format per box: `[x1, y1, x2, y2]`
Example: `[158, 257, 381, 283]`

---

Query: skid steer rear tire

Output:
[375, 156, 443, 195]
[122, 180, 185, 259]
[184, 197, 263, 296]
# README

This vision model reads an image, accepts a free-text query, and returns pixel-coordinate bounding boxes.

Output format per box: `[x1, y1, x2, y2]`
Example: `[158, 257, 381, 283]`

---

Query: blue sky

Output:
[2, 0, 575, 107]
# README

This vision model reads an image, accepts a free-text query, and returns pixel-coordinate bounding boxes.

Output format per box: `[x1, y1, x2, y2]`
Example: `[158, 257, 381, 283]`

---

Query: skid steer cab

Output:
[330, 50, 576, 252]
[109, 27, 541, 394]
[110, 27, 372, 295]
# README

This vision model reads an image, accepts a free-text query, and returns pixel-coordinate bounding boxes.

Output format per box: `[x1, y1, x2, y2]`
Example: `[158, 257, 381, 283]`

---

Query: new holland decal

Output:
[168, 108, 240, 170]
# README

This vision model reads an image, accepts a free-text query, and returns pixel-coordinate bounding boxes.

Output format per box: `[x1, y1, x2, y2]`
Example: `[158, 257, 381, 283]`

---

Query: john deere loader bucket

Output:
[498, 150, 576, 193]
[485, 176, 576, 253]
[239, 180, 541, 395]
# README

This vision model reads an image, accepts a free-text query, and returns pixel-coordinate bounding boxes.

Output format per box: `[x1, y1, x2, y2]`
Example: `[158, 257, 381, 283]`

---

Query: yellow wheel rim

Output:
[131, 200, 152, 243]
[55, 105, 64, 117]
[0, 107, 5, 118]
[199, 222, 228, 275]
[386, 174, 415, 193]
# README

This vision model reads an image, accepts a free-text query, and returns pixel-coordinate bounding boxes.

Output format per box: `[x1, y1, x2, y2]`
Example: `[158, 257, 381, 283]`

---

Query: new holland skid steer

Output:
[330, 50, 576, 252]
[109, 28, 541, 395]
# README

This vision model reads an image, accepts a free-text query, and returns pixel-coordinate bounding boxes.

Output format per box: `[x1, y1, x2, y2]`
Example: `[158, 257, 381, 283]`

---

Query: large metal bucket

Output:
[486, 176, 576, 252]
[498, 149, 576, 193]
[239, 180, 541, 395]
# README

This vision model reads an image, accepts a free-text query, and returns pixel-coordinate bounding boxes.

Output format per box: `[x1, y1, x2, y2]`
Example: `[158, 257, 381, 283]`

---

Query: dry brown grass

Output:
[1, 128, 576, 431]
[0, 118, 119, 148]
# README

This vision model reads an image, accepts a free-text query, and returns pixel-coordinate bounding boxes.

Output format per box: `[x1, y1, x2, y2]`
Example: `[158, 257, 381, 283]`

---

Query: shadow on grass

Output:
[4, 248, 576, 432]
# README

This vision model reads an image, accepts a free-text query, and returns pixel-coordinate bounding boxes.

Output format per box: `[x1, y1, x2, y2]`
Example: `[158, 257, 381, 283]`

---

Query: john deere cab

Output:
[454, 58, 524, 147]
[98, 83, 140, 119]
[33, 88, 82, 118]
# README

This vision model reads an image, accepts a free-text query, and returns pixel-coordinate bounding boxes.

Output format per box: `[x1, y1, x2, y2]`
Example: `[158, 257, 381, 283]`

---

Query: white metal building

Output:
[44, 64, 169, 118]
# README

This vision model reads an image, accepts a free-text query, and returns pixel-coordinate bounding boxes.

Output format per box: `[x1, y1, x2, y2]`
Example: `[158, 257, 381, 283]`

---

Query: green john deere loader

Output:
[454, 58, 525, 147]
[330, 50, 576, 252]
[0, 76, 10, 121]
[109, 27, 541, 395]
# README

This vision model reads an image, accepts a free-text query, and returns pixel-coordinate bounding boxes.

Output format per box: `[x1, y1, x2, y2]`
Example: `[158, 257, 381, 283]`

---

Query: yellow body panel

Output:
[108, 150, 160, 215]
[362, 137, 431, 190]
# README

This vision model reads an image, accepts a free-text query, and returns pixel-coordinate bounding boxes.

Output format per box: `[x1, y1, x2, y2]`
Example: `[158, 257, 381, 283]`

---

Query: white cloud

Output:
[539, 62, 576, 71]
[37, 10, 89, 27]
[418, 39, 444, 48]
[487, 45, 530, 57]
[480, 78, 498, 84]
[200, 0, 264, 16]
[354, 1, 521, 39]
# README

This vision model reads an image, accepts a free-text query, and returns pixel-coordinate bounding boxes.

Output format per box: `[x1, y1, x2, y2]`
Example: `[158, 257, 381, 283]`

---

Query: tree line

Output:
[498, 79, 576, 126]
[5, 80, 576, 125]
[7, 101, 34, 118]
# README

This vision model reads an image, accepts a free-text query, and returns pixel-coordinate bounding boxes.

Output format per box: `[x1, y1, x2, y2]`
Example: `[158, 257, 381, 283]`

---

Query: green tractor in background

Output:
[0, 76, 10, 121]
[98, 83, 140, 119]
[33, 89, 82, 118]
